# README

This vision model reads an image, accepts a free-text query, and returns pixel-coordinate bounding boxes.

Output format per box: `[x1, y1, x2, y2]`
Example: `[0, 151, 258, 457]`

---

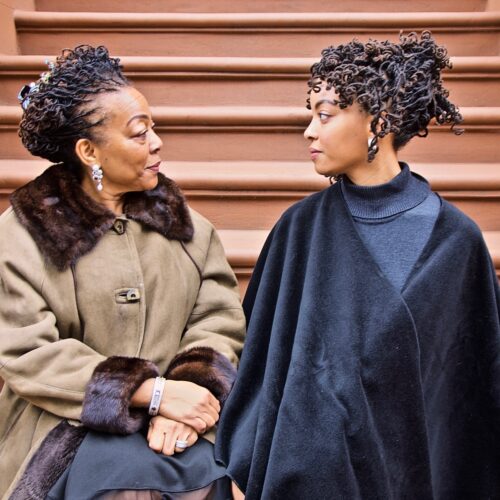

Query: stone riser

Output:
[35, 0, 491, 13]
[17, 30, 500, 58]
[2, 125, 498, 162]
[15, 11, 500, 57]
[2, 68, 499, 108]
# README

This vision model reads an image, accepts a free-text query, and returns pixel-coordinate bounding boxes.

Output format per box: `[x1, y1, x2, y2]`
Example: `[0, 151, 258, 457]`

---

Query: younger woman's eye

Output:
[318, 112, 330, 122]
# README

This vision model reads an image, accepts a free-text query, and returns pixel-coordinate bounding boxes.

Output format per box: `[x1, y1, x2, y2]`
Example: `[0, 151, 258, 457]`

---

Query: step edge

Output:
[14, 10, 500, 29]
[2, 55, 500, 74]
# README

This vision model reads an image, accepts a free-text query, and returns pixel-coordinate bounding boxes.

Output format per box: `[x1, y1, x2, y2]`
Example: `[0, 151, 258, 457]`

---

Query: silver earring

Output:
[368, 137, 373, 148]
[91, 164, 103, 192]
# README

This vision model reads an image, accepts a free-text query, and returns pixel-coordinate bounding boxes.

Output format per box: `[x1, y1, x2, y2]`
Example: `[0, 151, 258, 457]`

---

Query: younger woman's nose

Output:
[304, 119, 318, 141]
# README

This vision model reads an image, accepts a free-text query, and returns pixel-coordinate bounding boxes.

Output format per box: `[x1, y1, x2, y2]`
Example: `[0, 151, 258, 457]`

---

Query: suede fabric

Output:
[216, 183, 500, 499]
[0, 165, 246, 499]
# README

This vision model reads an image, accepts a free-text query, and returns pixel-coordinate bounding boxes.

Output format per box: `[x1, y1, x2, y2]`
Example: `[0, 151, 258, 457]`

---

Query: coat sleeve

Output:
[168, 218, 246, 405]
[0, 212, 158, 433]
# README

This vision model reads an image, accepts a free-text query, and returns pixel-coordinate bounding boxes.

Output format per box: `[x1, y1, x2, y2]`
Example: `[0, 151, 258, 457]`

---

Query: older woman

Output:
[0, 45, 245, 499]
[216, 32, 500, 499]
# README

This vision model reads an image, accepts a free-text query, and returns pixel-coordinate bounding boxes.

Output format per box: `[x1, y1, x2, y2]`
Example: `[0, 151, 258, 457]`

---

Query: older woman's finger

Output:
[207, 393, 221, 414]
[147, 420, 154, 441]
[197, 398, 219, 423]
[174, 429, 197, 454]
[199, 412, 217, 429]
[183, 416, 207, 434]
[148, 428, 166, 453]
[162, 428, 178, 456]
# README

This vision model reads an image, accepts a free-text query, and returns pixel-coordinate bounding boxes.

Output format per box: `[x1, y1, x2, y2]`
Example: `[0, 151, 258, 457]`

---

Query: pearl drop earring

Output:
[91, 164, 103, 192]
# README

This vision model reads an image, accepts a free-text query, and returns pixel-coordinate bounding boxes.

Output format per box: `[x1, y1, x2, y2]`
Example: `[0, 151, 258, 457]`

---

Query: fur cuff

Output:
[165, 347, 237, 406]
[81, 356, 159, 435]
[10, 420, 87, 500]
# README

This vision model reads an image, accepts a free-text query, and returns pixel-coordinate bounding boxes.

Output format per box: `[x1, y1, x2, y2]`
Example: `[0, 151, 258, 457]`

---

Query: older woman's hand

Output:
[147, 415, 198, 456]
[160, 380, 221, 434]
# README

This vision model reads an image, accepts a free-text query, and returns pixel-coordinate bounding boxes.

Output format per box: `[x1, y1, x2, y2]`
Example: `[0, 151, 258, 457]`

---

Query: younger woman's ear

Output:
[74, 138, 98, 168]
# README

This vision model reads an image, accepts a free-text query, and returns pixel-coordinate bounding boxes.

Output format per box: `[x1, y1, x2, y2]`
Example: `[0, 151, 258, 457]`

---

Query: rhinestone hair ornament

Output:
[18, 59, 55, 111]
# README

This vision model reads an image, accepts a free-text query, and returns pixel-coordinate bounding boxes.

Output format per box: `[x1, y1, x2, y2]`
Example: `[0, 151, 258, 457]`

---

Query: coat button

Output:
[113, 219, 125, 234]
[126, 289, 141, 302]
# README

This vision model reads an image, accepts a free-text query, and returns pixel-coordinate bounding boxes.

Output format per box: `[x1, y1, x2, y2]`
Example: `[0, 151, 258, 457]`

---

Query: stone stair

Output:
[0, 0, 498, 295]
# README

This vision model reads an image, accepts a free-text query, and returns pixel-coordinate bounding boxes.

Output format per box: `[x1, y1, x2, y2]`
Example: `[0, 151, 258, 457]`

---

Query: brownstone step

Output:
[2, 159, 499, 231]
[35, 0, 492, 13]
[1, 106, 499, 163]
[1, 55, 499, 107]
[14, 11, 500, 57]
[217, 229, 500, 294]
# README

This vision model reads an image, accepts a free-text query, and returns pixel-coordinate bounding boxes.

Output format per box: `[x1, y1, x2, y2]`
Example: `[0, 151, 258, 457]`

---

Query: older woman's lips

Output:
[309, 149, 321, 160]
[146, 161, 161, 173]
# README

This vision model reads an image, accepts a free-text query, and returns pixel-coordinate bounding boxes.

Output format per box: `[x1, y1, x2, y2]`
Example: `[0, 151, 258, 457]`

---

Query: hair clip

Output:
[17, 59, 55, 111]
[18, 82, 38, 111]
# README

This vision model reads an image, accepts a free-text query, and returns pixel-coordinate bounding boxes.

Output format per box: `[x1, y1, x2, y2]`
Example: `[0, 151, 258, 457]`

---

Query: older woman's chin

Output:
[139, 174, 160, 192]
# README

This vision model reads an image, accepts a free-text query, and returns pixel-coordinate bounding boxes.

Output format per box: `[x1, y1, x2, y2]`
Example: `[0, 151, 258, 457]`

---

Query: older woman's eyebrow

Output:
[126, 114, 150, 126]
[314, 99, 337, 109]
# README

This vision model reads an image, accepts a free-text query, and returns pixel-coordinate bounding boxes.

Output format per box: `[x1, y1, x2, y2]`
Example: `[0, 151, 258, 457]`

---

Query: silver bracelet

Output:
[148, 376, 166, 416]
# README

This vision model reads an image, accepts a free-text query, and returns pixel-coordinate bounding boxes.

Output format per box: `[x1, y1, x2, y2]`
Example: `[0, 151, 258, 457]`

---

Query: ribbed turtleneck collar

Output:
[340, 162, 431, 219]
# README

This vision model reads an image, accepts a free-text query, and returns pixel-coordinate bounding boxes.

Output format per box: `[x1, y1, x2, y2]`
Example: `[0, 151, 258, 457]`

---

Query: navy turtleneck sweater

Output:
[340, 162, 441, 291]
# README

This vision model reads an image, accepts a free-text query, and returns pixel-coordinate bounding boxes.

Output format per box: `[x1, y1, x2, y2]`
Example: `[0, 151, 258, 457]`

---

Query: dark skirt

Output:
[47, 431, 231, 500]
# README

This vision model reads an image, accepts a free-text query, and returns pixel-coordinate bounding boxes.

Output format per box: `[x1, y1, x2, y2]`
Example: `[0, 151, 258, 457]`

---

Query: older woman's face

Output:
[91, 86, 163, 193]
[304, 84, 372, 179]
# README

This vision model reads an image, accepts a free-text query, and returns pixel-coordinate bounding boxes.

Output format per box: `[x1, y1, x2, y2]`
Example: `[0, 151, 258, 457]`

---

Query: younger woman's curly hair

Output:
[307, 31, 463, 162]
[19, 45, 129, 167]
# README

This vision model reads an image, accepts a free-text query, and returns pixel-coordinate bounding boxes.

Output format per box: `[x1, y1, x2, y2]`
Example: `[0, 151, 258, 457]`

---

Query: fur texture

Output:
[9, 420, 87, 500]
[81, 356, 159, 434]
[165, 347, 237, 406]
[9, 164, 194, 271]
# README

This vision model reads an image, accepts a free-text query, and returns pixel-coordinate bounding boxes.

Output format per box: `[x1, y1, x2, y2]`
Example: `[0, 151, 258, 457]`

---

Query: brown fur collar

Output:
[9, 164, 194, 271]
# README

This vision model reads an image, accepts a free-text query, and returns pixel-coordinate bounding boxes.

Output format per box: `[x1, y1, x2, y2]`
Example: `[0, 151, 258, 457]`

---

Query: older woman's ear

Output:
[74, 137, 99, 168]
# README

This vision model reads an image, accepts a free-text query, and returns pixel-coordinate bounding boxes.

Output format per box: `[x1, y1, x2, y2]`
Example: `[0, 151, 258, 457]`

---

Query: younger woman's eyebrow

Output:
[314, 99, 337, 109]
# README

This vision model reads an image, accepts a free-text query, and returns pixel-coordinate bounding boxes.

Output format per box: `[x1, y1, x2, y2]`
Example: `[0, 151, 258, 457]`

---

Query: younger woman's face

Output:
[304, 84, 373, 179]
[89, 86, 163, 194]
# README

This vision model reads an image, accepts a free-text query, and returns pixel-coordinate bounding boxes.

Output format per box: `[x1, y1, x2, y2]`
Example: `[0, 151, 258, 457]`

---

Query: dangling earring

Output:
[368, 137, 373, 148]
[91, 164, 103, 192]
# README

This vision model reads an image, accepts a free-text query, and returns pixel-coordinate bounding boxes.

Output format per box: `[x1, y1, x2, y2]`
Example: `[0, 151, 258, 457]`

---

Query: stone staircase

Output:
[0, 0, 499, 294]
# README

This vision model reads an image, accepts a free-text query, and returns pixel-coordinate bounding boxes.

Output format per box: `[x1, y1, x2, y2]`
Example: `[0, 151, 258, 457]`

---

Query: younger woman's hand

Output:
[147, 415, 198, 456]
[159, 380, 221, 434]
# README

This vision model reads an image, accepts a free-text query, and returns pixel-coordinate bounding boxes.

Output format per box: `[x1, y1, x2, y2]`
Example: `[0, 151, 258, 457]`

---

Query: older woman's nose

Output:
[150, 129, 163, 153]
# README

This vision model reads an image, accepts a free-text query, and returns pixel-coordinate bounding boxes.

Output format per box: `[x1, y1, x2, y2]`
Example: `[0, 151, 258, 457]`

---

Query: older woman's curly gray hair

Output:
[19, 45, 129, 171]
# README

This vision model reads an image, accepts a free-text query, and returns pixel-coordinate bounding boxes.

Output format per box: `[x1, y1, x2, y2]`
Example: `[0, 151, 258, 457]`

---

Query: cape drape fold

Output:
[216, 184, 499, 500]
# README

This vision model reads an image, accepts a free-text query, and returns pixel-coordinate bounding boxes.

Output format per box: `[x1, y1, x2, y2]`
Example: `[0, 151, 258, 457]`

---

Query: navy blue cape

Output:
[216, 183, 500, 499]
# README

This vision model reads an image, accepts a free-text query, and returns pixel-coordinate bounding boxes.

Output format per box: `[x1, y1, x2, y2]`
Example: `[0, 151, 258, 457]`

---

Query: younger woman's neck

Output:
[347, 143, 401, 186]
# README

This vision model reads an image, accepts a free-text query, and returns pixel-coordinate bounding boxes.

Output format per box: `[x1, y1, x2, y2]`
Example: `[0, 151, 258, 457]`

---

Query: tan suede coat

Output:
[0, 167, 245, 498]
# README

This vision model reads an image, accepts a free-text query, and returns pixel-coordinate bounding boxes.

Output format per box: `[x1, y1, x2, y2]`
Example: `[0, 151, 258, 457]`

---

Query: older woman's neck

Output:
[81, 175, 124, 215]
